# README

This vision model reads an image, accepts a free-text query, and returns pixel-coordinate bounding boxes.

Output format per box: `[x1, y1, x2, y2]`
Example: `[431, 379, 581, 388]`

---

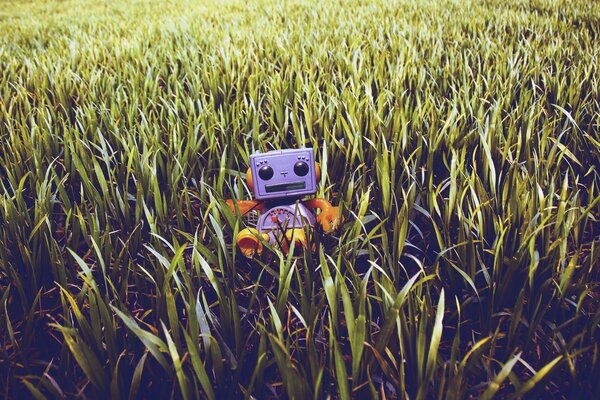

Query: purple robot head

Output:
[249, 148, 318, 200]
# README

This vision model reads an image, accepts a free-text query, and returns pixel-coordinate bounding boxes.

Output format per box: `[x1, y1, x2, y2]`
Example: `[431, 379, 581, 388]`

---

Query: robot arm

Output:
[226, 199, 265, 216]
[303, 198, 342, 233]
[226, 200, 267, 257]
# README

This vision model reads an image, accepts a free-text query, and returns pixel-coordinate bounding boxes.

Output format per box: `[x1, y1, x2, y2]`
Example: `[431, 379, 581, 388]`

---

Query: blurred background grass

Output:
[1, 0, 599, 398]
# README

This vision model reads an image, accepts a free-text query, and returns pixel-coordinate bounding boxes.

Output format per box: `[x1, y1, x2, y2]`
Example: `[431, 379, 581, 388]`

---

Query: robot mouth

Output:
[265, 181, 306, 193]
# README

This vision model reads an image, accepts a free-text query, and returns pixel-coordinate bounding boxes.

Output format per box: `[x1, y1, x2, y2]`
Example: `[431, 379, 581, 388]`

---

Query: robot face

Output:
[249, 148, 317, 200]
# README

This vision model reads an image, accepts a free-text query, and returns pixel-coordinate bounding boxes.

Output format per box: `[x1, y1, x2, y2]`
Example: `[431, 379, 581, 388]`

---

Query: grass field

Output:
[1, 0, 599, 398]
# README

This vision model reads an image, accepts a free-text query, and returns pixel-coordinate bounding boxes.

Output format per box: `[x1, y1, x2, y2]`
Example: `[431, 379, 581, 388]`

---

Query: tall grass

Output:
[1, 0, 599, 398]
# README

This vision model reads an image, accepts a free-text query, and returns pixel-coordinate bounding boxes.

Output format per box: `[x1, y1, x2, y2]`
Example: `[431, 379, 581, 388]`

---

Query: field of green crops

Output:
[1, 0, 599, 398]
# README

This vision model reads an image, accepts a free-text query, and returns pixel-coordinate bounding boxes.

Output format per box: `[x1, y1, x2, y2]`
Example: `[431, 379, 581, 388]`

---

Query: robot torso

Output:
[257, 202, 316, 246]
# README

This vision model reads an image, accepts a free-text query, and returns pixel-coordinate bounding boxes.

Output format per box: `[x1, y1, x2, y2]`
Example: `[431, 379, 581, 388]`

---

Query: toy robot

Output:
[226, 148, 342, 257]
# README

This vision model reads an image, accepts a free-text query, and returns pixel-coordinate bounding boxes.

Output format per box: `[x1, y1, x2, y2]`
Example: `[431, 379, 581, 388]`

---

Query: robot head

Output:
[246, 148, 320, 200]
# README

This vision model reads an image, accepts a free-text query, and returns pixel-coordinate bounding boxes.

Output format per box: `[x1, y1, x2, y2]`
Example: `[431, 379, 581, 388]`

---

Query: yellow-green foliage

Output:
[1, 0, 599, 398]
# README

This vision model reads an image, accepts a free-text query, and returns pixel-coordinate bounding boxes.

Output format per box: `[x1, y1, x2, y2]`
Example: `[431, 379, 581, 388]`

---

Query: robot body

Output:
[257, 202, 316, 250]
[227, 148, 341, 257]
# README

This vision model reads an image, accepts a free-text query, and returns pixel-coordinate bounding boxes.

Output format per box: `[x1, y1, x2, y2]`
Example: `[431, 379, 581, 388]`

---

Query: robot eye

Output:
[258, 165, 274, 180]
[294, 161, 309, 176]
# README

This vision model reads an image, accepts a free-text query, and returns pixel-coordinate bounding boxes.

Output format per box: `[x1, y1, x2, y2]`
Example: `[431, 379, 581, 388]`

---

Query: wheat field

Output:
[1, 0, 599, 398]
